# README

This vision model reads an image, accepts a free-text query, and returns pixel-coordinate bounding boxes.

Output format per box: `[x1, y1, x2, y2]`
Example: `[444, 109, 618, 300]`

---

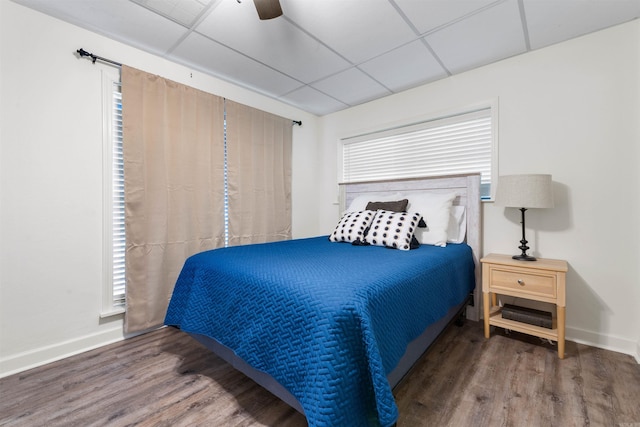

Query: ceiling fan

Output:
[252, 0, 283, 20]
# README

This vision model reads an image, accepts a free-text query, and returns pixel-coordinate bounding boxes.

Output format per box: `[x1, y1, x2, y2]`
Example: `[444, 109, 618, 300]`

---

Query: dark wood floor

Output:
[1, 321, 639, 427]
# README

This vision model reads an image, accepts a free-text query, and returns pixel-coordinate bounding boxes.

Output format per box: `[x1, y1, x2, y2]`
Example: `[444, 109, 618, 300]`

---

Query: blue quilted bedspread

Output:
[165, 236, 475, 427]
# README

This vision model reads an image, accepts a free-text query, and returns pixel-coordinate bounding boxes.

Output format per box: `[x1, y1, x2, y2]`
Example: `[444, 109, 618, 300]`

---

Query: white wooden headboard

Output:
[339, 173, 482, 321]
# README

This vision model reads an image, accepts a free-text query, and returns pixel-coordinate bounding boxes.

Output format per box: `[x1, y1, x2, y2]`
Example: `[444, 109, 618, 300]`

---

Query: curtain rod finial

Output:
[77, 48, 96, 63]
[292, 120, 302, 127]
[76, 48, 121, 67]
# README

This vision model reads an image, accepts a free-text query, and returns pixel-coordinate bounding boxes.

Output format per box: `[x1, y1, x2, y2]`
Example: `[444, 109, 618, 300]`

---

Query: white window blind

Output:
[112, 87, 126, 307]
[342, 108, 493, 198]
[101, 71, 126, 317]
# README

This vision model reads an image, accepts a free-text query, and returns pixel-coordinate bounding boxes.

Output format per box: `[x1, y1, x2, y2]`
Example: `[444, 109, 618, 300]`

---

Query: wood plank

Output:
[1, 323, 639, 426]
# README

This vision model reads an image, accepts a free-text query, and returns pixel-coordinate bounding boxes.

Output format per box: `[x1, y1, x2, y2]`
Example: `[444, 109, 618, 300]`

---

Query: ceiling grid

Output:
[11, 0, 640, 115]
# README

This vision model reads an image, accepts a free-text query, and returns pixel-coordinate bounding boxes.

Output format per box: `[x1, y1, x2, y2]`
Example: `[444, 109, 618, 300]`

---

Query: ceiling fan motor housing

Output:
[253, 0, 283, 20]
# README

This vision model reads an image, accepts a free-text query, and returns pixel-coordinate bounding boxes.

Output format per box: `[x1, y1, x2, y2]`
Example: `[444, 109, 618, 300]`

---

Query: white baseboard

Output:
[2, 323, 637, 379]
[567, 326, 639, 363]
[0, 326, 126, 379]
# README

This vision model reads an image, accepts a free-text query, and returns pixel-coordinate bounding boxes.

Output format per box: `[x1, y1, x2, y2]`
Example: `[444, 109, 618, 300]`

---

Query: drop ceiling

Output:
[10, 0, 640, 116]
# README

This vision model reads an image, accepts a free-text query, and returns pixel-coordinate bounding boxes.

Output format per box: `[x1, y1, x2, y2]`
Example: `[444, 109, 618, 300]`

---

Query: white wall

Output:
[0, 1, 320, 377]
[318, 20, 640, 360]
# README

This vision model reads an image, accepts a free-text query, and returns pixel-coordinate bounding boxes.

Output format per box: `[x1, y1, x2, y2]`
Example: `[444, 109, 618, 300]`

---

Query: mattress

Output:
[165, 236, 475, 427]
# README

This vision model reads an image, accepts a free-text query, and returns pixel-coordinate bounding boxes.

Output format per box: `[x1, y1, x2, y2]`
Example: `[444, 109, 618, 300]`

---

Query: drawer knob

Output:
[517, 279, 525, 286]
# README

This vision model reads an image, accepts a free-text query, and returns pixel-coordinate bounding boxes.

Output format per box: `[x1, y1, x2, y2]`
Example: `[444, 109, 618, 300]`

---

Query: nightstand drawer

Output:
[490, 268, 556, 299]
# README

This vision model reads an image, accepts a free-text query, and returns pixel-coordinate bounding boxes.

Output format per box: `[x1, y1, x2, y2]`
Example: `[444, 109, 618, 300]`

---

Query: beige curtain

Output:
[225, 100, 292, 246]
[122, 66, 225, 333]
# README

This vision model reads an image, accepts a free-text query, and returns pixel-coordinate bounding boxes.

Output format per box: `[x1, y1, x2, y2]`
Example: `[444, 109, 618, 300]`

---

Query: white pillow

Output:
[404, 192, 457, 247]
[364, 210, 422, 251]
[446, 205, 466, 244]
[329, 210, 376, 243]
[345, 192, 403, 213]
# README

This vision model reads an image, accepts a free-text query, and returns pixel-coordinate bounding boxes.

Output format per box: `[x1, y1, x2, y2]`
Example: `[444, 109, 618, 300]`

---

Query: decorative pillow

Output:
[345, 192, 402, 213]
[329, 210, 376, 243]
[404, 192, 457, 247]
[364, 210, 422, 251]
[365, 199, 409, 212]
[446, 206, 467, 244]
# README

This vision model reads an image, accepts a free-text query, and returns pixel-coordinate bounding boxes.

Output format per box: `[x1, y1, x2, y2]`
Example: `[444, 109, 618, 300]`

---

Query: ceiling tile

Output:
[131, 0, 211, 27]
[523, 0, 640, 50]
[280, 86, 348, 116]
[282, 0, 417, 64]
[172, 32, 303, 97]
[394, 0, 497, 34]
[194, 0, 350, 83]
[13, 0, 190, 56]
[359, 40, 448, 92]
[424, 0, 527, 74]
[311, 68, 392, 106]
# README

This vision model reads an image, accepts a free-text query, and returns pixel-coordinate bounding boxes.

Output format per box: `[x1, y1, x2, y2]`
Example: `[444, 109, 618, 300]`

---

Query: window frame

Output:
[338, 100, 499, 201]
[100, 69, 126, 318]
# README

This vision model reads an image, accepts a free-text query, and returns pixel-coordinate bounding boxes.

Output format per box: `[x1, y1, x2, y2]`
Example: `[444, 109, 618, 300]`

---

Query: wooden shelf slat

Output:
[488, 310, 558, 341]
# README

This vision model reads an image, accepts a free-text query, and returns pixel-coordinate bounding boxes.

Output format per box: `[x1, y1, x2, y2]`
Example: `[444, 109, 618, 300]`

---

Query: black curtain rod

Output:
[77, 48, 121, 67]
[77, 48, 301, 126]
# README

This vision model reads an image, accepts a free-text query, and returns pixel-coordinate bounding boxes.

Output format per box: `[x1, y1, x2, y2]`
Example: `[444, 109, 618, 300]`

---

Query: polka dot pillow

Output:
[364, 210, 422, 251]
[329, 210, 376, 243]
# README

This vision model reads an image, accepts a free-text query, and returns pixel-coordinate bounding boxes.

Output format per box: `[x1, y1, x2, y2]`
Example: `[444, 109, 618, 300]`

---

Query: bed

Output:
[164, 174, 481, 427]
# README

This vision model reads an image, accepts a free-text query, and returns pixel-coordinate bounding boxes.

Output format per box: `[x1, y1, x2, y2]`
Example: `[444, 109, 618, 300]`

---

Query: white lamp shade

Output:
[495, 174, 554, 209]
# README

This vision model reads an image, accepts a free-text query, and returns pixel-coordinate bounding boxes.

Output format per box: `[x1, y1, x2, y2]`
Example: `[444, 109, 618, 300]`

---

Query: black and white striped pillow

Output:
[364, 210, 422, 251]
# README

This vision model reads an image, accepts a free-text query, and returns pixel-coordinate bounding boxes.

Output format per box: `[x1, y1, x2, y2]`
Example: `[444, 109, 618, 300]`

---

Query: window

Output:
[101, 70, 126, 317]
[341, 106, 497, 199]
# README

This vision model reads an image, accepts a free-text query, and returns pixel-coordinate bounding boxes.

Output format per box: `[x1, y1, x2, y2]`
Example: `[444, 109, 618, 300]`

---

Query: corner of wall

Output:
[566, 325, 639, 361]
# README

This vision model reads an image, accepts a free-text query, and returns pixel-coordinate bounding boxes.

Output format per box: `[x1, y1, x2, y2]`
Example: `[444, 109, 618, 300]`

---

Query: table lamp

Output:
[495, 174, 554, 261]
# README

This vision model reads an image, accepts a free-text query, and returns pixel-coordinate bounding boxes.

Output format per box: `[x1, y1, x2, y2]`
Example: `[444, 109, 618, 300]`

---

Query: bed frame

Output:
[340, 173, 482, 321]
[190, 173, 482, 415]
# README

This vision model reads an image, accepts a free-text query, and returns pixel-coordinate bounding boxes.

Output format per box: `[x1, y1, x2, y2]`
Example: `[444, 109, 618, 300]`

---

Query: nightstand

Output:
[481, 253, 568, 358]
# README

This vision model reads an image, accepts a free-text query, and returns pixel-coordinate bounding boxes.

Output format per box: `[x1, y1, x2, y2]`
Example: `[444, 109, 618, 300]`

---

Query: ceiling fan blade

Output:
[253, 0, 283, 20]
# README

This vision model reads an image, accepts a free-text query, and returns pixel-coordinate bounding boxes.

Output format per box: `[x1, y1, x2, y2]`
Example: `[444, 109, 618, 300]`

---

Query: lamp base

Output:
[512, 254, 537, 261]
[513, 208, 537, 261]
